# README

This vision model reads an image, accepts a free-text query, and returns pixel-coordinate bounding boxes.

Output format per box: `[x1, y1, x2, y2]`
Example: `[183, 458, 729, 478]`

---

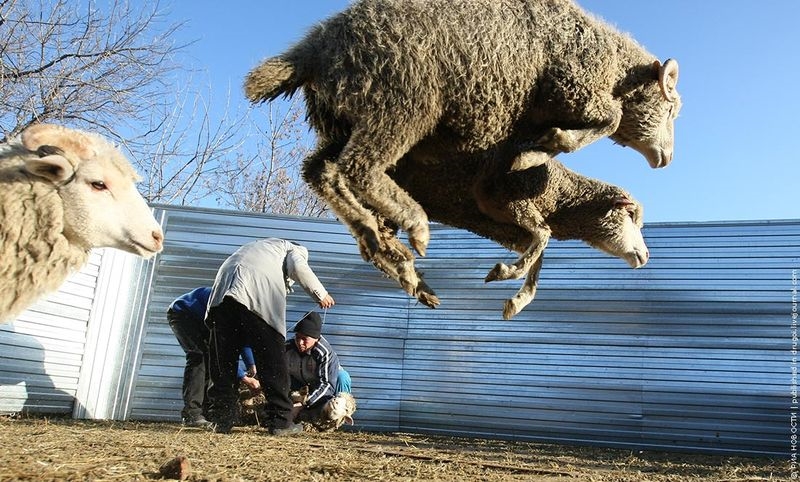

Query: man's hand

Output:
[241, 375, 261, 392]
[318, 294, 335, 309]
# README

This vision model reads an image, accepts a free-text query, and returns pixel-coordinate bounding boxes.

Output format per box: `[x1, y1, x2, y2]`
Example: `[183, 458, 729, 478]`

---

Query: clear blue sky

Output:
[167, 1, 799, 223]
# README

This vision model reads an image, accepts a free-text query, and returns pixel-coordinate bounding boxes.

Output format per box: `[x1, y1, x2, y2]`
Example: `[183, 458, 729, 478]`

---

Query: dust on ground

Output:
[0, 415, 788, 481]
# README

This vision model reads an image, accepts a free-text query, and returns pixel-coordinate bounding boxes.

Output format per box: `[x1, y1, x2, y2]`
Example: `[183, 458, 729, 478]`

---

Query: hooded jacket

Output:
[208, 238, 328, 336]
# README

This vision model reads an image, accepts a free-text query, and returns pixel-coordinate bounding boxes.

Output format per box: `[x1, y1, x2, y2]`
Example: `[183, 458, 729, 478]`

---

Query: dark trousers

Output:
[206, 296, 293, 429]
[167, 310, 210, 419]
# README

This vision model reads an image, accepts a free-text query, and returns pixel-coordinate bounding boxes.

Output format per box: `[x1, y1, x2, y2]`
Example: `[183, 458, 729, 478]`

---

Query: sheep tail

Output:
[244, 57, 303, 103]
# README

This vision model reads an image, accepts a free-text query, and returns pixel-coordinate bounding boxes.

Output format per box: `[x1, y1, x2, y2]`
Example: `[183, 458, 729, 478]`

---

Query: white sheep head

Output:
[584, 195, 649, 270]
[320, 392, 356, 430]
[20, 124, 164, 258]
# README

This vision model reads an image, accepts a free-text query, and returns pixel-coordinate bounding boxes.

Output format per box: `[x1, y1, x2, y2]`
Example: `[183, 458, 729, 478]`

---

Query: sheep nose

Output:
[152, 229, 164, 252]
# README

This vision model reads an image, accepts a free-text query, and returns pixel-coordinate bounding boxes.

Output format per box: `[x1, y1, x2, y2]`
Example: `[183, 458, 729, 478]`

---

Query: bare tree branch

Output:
[213, 97, 329, 217]
[0, 0, 329, 218]
[0, 0, 185, 140]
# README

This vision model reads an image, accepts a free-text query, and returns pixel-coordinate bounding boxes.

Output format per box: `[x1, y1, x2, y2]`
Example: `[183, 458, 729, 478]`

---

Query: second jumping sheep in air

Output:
[388, 146, 650, 319]
[244, 0, 679, 275]
[0, 123, 164, 323]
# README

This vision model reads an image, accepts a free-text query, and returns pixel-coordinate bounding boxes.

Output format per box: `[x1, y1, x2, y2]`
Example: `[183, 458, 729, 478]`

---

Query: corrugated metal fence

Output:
[0, 252, 102, 415]
[1, 204, 794, 456]
[405, 220, 790, 455]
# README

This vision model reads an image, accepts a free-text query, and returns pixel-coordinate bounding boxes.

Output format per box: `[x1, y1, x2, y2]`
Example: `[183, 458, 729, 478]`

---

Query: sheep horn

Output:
[657, 58, 679, 102]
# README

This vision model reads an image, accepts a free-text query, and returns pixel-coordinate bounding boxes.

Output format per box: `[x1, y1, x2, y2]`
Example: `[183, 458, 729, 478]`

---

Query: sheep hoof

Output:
[417, 291, 440, 308]
[509, 150, 549, 171]
[413, 276, 440, 308]
[407, 227, 429, 257]
[409, 238, 427, 257]
[485, 263, 513, 282]
[502, 299, 522, 320]
[536, 127, 575, 152]
[398, 277, 420, 298]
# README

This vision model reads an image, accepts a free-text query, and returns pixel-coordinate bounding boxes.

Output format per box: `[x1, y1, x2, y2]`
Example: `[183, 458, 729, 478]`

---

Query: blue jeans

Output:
[336, 368, 352, 393]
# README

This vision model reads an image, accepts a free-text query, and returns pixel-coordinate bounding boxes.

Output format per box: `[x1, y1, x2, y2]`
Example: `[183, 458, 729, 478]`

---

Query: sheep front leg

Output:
[536, 116, 620, 153]
[485, 226, 550, 282]
[509, 120, 620, 172]
[510, 89, 623, 171]
[339, 122, 432, 257]
[369, 239, 440, 308]
[503, 255, 544, 320]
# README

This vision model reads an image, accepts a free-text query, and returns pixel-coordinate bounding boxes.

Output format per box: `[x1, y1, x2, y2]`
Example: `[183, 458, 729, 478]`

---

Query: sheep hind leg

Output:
[503, 255, 544, 320]
[305, 149, 438, 307]
[302, 146, 382, 261]
[372, 216, 440, 308]
[339, 126, 431, 257]
[485, 226, 550, 282]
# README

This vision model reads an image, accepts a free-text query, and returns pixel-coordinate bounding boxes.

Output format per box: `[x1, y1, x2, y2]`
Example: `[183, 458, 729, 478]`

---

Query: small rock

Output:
[159, 455, 191, 480]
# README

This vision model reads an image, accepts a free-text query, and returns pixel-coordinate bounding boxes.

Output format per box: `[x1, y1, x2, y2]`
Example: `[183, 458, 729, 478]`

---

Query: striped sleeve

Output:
[305, 341, 337, 406]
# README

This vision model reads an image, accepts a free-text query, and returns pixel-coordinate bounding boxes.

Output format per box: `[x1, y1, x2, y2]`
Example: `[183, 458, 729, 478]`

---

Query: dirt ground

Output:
[0, 415, 788, 482]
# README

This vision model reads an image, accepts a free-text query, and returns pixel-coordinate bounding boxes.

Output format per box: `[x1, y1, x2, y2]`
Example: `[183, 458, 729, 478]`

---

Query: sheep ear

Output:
[343, 415, 354, 425]
[24, 154, 75, 183]
[613, 196, 634, 208]
[655, 58, 679, 102]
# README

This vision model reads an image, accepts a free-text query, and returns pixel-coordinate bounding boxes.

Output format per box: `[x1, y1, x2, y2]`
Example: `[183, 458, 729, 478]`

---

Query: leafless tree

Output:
[127, 80, 249, 206]
[0, 0, 328, 217]
[215, 98, 330, 218]
[0, 0, 182, 140]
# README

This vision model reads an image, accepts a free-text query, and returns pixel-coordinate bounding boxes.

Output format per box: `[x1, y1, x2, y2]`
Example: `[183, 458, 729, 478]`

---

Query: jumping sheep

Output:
[0, 123, 164, 323]
[386, 144, 649, 319]
[244, 0, 679, 297]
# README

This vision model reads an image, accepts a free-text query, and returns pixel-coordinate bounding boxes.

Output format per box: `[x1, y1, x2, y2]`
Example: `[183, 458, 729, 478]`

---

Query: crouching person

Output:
[287, 311, 355, 431]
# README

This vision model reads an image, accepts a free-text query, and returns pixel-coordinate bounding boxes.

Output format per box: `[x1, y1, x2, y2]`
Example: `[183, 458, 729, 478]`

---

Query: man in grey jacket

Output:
[205, 238, 335, 435]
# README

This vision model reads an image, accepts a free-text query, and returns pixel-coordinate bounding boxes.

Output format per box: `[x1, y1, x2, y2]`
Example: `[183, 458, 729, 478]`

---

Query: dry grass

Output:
[0, 415, 788, 481]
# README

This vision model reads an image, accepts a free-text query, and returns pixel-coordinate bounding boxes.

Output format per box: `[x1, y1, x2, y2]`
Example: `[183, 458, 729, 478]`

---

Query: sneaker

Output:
[182, 415, 214, 429]
[269, 422, 304, 436]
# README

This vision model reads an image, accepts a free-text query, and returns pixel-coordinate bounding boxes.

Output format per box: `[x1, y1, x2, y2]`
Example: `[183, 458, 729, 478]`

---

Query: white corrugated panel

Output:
[0, 251, 102, 415]
[72, 246, 159, 420]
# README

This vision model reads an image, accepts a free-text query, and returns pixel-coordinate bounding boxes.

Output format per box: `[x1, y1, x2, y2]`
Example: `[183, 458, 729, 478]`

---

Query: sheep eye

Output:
[91, 181, 107, 191]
